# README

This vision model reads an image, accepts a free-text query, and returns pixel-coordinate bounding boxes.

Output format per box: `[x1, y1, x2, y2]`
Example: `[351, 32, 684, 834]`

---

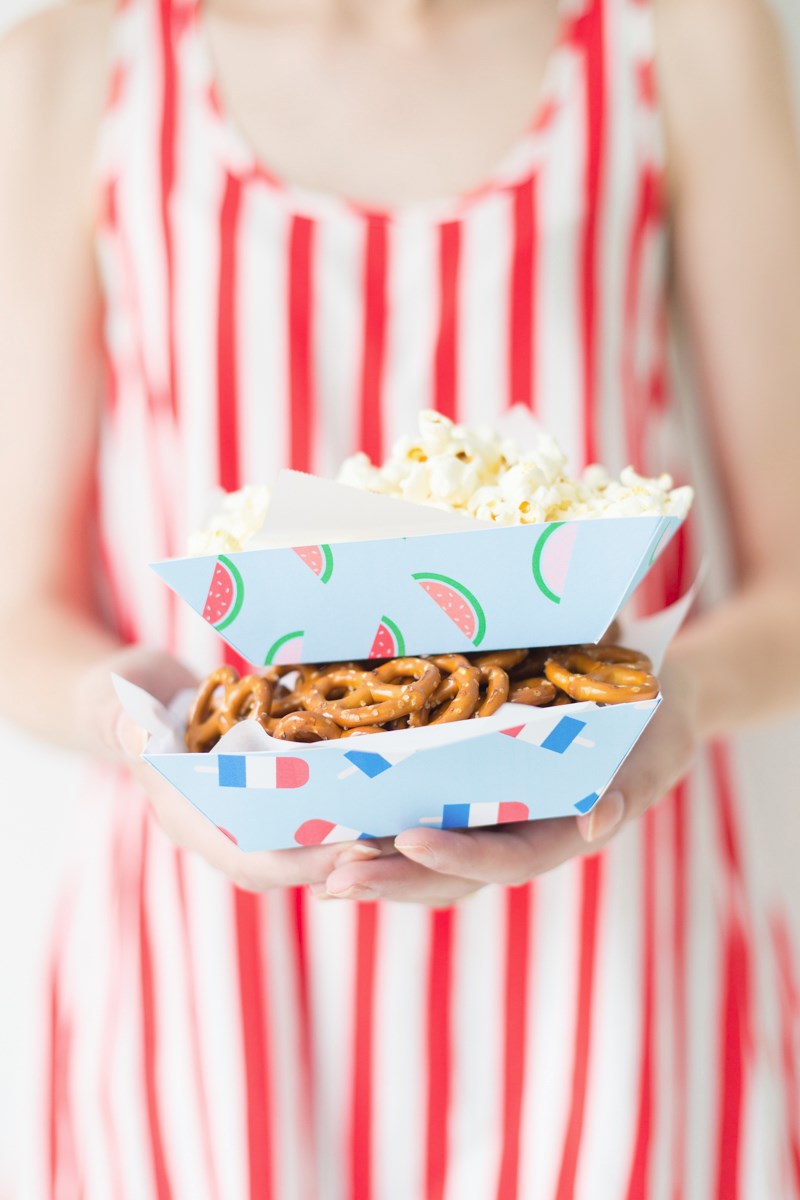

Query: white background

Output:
[1, 1, 799, 1194]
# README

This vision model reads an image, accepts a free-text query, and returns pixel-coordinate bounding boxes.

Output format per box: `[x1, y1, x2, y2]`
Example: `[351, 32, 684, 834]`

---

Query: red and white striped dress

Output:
[38, 0, 800, 1196]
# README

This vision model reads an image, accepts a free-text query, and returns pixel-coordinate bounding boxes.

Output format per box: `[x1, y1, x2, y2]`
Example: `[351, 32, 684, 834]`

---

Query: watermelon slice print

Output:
[368, 616, 406, 659]
[412, 572, 487, 647]
[292, 544, 334, 584]
[531, 522, 578, 605]
[202, 555, 245, 631]
[264, 630, 305, 666]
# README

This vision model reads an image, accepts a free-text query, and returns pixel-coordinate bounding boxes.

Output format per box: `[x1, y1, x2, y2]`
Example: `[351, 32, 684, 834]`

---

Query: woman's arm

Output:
[0, 7, 356, 892]
[324, 0, 800, 903]
[0, 4, 123, 756]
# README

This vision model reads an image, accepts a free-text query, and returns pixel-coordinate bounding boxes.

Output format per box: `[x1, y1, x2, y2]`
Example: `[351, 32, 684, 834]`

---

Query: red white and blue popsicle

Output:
[197, 754, 310, 789]
[295, 819, 375, 846]
[421, 800, 530, 830]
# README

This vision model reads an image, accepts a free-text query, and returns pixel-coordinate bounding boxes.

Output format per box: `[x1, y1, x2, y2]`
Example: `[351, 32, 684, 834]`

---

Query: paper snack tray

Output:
[152, 471, 682, 666]
[114, 590, 694, 853]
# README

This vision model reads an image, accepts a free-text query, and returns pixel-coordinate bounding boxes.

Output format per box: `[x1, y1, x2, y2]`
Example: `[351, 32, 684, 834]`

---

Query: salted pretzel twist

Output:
[544, 650, 659, 704]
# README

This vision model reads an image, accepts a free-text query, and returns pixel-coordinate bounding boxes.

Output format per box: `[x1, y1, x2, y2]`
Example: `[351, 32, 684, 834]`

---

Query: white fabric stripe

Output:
[106, 810, 158, 1200]
[517, 858, 582, 1197]
[383, 216, 440, 446]
[535, 46, 585, 469]
[683, 754, 723, 1199]
[181, 853, 249, 1200]
[305, 901, 358, 1200]
[457, 193, 513, 429]
[442, 886, 506, 1200]
[574, 827, 644, 1199]
[596, 0, 638, 476]
[649, 803, 678, 1200]
[116, 0, 171, 405]
[372, 903, 429, 1200]
[144, 825, 216, 1200]
[53, 820, 118, 1200]
[237, 188, 291, 497]
[170, 79, 229, 666]
[312, 211, 366, 472]
[264, 893, 309, 1200]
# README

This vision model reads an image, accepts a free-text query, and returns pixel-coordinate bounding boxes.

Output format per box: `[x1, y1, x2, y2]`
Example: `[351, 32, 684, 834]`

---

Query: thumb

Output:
[114, 710, 149, 761]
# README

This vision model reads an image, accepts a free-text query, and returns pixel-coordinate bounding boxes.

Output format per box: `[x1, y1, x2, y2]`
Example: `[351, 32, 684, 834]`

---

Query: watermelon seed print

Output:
[412, 572, 487, 647]
[203, 554, 245, 631]
[531, 522, 578, 605]
[293, 544, 334, 584]
[264, 629, 305, 666]
[369, 615, 406, 659]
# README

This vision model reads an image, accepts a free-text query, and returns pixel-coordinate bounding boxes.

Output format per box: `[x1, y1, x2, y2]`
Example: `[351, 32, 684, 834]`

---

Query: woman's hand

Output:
[311, 660, 700, 905]
[83, 647, 377, 893]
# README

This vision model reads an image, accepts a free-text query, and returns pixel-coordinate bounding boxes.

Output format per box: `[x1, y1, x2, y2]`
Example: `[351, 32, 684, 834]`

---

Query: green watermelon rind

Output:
[212, 555, 245, 631]
[264, 629, 305, 666]
[411, 572, 487, 648]
[320, 544, 334, 584]
[374, 614, 406, 658]
[531, 523, 564, 606]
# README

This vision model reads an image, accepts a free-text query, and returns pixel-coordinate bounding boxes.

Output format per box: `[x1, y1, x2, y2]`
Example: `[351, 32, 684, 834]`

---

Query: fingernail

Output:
[116, 713, 148, 761]
[326, 884, 378, 901]
[395, 840, 435, 868]
[334, 842, 382, 866]
[582, 791, 625, 844]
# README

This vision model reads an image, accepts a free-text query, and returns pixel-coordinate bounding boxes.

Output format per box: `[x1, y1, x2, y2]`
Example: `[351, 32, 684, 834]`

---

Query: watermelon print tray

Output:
[113, 589, 695, 852]
[152, 512, 682, 665]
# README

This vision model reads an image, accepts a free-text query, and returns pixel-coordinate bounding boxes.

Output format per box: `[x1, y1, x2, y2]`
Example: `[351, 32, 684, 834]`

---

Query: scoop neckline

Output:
[190, 0, 570, 223]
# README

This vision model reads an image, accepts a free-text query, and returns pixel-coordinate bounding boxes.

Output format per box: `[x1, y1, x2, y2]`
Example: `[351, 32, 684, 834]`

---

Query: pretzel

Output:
[429, 666, 481, 724]
[472, 649, 529, 672]
[544, 650, 659, 704]
[185, 667, 274, 752]
[185, 640, 660, 751]
[302, 658, 441, 729]
[270, 712, 343, 742]
[508, 677, 557, 707]
[475, 665, 510, 716]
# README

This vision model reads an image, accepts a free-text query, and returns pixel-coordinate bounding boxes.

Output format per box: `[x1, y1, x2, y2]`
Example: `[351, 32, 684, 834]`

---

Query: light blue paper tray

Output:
[152, 515, 680, 665]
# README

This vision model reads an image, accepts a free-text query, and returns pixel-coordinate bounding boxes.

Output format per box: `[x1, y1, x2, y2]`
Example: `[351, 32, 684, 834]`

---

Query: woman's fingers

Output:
[394, 817, 590, 886]
[318, 851, 483, 906]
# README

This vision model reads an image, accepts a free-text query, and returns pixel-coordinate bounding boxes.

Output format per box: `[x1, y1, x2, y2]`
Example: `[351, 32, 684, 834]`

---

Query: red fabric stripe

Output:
[509, 178, 537, 411]
[671, 783, 689, 1200]
[709, 742, 744, 883]
[218, 175, 243, 493]
[495, 885, 533, 1200]
[288, 887, 314, 1136]
[140, 819, 174, 1200]
[715, 921, 750, 1199]
[622, 169, 660, 471]
[234, 889, 274, 1200]
[709, 744, 751, 1200]
[576, 4, 607, 467]
[555, 856, 603, 1199]
[288, 216, 316, 472]
[217, 180, 274, 1198]
[772, 919, 800, 1193]
[158, 0, 178, 420]
[434, 222, 461, 419]
[625, 811, 657, 1200]
[48, 951, 60, 1200]
[350, 904, 379, 1200]
[425, 909, 455, 1200]
[175, 852, 221, 1200]
[359, 216, 389, 462]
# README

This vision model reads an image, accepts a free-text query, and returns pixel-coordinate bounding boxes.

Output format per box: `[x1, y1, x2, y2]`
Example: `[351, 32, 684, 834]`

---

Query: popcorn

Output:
[187, 484, 271, 555]
[187, 413, 693, 553]
[336, 412, 693, 526]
